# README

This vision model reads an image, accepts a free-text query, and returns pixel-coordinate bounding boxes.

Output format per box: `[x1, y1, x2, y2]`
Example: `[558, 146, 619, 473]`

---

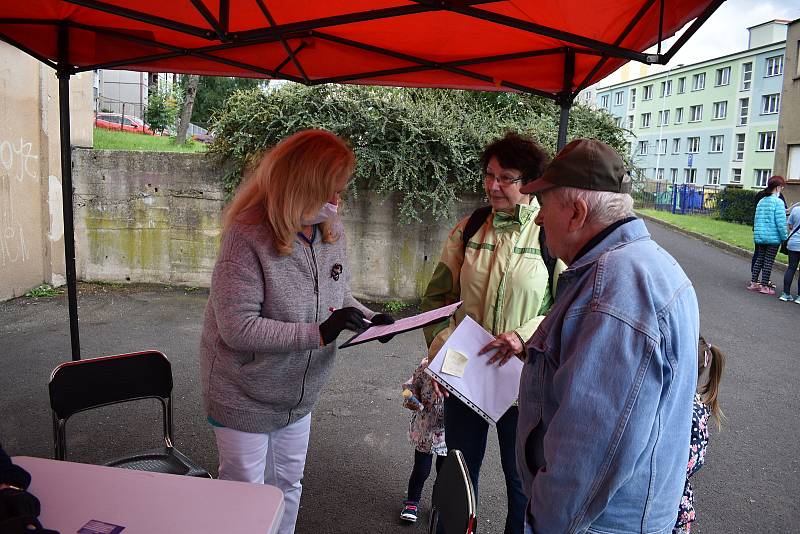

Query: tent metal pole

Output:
[58, 25, 81, 360]
[557, 101, 570, 150]
[557, 49, 575, 150]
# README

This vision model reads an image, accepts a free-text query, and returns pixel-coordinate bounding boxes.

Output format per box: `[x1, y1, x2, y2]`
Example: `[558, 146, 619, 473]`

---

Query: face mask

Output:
[301, 202, 338, 225]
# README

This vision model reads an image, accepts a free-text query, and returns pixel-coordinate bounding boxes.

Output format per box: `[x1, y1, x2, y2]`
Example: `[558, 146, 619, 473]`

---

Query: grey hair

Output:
[551, 187, 635, 226]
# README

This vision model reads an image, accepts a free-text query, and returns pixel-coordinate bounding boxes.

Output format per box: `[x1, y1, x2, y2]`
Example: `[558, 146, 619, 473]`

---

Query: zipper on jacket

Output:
[288, 240, 320, 426]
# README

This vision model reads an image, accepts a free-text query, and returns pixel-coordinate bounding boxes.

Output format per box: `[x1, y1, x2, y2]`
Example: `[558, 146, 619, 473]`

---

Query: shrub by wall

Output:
[717, 187, 758, 225]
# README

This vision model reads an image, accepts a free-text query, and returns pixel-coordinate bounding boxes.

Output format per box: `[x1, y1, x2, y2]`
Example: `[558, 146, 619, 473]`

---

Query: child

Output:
[673, 336, 726, 533]
[399, 359, 447, 523]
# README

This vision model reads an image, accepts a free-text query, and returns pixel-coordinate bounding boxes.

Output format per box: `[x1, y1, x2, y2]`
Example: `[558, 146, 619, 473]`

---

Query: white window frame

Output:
[641, 112, 651, 128]
[643, 84, 653, 100]
[738, 98, 749, 126]
[706, 168, 721, 185]
[757, 131, 776, 151]
[637, 140, 649, 155]
[672, 138, 681, 154]
[730, 168, 742, 183]
[689, 105, 703, 122]
[765, 55, 784, 77]
[761, 93, 780, 114]
[656, 168, 665, 181]
[660, 79, 672, 97]
[709, 135, 724, 153]
[614, 91, 624, 106]
[712, 101, 727, 120]
[687, 137, 700, 153]
[692, 72, 706, 91]
[678, 77, 686, 93]
[657, 109, 670, 126]
[629, 88, 637, 110]
[684, 168, 697, 184]
[670, 168, 678, 183]
[600, 94, 609, 108]
[789, 145, 800, 181]
[675, 107, 683, 124]
[754, 169, 771, 187]
[657, 139, 667, 155]
[734, 133, 745, 161]
[627, 115, 634, 130]
[741, 62, 752, 90]
[715, 67, 731, 86]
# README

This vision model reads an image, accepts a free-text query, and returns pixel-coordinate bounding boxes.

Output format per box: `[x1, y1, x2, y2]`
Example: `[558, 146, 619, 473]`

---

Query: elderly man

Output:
[516, 139, 699, 534]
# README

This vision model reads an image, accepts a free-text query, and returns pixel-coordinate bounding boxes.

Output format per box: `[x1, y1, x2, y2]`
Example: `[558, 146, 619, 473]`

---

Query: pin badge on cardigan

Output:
[331, 263, 343, 280]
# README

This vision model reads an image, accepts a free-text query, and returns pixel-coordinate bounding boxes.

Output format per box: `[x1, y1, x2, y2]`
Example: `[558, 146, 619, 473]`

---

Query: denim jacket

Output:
[517, 219, 699, 534]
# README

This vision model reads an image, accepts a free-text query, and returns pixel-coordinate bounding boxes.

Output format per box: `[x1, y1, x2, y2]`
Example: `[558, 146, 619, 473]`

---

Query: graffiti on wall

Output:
[0, 137, 38, 265]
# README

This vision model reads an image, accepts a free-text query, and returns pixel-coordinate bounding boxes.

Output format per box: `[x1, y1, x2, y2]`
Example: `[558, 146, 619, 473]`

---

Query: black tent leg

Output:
[58, 25, 81, 360]
[557, 100, 570, 150]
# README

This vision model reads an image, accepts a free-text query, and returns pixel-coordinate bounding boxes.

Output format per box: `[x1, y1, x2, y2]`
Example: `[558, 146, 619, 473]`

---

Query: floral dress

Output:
[402, 359, 446, 456]
[674, 394, 710, 533]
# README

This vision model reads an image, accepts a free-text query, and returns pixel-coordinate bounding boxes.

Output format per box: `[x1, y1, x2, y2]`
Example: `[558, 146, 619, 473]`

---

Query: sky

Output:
[600, 0, 800, 83]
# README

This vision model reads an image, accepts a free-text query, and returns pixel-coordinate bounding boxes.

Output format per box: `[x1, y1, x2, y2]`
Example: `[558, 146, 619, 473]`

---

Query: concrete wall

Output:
[0, 42, 94, 301]
[72, 149, 483, 300]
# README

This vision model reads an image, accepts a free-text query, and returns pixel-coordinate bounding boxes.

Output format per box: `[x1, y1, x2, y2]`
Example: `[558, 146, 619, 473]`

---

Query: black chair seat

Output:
[106, 449, 210, 477]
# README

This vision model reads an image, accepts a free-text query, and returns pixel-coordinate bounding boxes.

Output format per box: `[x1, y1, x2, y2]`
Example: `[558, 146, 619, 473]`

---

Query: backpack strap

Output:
[538, 227, 557, 296]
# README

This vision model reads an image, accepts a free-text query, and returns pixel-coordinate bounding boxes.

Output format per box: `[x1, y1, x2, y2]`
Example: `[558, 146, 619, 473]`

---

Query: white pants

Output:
[213, 414, 312, 534]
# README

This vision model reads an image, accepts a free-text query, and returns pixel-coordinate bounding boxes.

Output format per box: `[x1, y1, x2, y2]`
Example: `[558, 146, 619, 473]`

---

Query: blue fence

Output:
[633, 180, 720, 215]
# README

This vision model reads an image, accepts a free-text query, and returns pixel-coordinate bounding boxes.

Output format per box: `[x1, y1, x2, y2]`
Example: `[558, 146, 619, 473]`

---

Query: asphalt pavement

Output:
[0, 219, 798, 533]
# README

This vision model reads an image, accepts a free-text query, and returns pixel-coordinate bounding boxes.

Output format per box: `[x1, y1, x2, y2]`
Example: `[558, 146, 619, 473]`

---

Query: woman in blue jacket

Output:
[749, 176, 788, 294]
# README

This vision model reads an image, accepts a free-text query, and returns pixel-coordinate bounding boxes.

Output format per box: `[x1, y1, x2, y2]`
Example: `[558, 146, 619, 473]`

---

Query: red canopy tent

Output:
[0, 0, 724, 359]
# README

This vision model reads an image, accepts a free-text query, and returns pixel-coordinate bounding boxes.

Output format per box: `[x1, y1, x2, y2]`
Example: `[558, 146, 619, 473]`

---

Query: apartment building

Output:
[595, 20, 788, 190]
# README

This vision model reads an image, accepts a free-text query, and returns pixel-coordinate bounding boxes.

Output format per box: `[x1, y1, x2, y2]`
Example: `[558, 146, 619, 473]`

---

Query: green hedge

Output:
[717, 187, 758, 225]
[209, 84, 629, 222]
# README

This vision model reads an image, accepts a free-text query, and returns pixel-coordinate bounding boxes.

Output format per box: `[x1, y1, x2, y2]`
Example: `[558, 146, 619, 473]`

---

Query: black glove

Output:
[319, 307, 368, 345]
[370, 313, 396, 343]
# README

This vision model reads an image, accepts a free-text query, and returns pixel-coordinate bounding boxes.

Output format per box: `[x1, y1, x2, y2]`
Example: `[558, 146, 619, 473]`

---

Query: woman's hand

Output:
[479, 331, 524, 366]
[319, 307, 368, 345]
[370, 313, 396, 343]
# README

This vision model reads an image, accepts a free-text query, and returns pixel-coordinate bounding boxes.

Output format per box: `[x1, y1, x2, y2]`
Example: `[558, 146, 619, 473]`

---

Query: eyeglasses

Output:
[484, 171, 523, 186]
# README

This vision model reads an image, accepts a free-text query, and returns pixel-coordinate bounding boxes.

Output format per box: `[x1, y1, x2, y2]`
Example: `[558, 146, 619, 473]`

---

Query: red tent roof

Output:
[1, 0, 723, 100]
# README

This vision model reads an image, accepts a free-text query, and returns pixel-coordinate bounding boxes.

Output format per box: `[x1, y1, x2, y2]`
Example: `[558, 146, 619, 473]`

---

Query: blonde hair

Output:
[223, 129, 355, 255]
[698, 336, 726, 429]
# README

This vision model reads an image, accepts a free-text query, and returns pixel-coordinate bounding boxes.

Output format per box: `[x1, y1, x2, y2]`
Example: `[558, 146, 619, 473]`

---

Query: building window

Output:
[734, 133, 745, 161]
[712, 101, 727, 119]
[615, 91, 624, 106]
[730, 168, 742, 183]
[678, 77, 686, 93]
[709, 135, 724, 153]
[600, 94, 609, 108]
[738, 98, 749, 126]
[643, 84, 653, 100]
[761, 93, 780, 114]
[627, 115, 634, 130]
[657, 109, 670, 126]
[656, 139, 667, 155]
[637, 140, 649, 155]
[687, 137, 700, 153]
[765, 55, 784, 77]
[741, 62, 753, 90]
[789, 144, 800, 180]
[690, 105, 703, 122]
[629, 88, 637, 110]
[706, 168, 721, 185]
[757, 131, 776, 151]
[660, 79, 672, 97]
[656, 168, 665, 181]
[614, 116, 622, 127]
[684, 168, 697, 184]
[692, 72, 706, 91]
[754, 169, 771, 187]
[641, 112, 651, 128]
[715, 67, 731, 86]
[672, 138, 681, 154]
[670, 168, 678, 182]
[675, 107, 684, 123]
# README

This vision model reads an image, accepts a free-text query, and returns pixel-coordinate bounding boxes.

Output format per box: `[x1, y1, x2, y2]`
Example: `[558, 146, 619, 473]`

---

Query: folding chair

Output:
[429, 449, 477, 534]
[49, 350, 210, 477]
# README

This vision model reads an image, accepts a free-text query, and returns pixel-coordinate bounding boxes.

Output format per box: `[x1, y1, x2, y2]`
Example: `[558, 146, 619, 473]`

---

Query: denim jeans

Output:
[441, 395, 525, 534]
[407, 450, 445, 503]
[784, 250, 800, 295]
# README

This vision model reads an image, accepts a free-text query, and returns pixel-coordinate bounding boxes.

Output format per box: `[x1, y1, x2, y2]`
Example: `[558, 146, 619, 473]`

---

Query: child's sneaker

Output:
[779, 292, 793, 301]
[746, 281, 761, 291]
[400, 500, 419, 523]
[759, 285, 776, 295]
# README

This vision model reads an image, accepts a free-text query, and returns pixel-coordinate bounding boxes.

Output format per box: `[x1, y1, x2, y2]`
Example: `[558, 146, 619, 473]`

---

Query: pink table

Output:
[14, 456, 284, 534]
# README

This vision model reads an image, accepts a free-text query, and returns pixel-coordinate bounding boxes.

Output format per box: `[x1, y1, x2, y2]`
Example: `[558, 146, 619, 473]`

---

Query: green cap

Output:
[520, 139, 631, 195]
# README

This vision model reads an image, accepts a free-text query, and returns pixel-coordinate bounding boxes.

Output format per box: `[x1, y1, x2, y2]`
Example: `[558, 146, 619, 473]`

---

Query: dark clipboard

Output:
[338, 301, 462, 349]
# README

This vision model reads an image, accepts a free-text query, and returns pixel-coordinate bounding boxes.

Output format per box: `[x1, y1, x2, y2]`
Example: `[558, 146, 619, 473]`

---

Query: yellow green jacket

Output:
[422, 201, 565, 360]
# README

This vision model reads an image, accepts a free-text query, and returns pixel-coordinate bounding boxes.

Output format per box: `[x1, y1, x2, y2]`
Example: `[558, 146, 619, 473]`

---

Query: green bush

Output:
[717, 187, 758, 225]
[209, 84, 629, 222]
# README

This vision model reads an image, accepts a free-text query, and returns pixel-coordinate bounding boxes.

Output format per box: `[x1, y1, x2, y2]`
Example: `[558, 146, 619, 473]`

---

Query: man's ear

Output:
[568, 197, 590, 232]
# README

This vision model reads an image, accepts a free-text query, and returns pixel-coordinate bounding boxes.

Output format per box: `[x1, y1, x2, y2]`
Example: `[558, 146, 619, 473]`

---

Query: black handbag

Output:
[780, 225, 800, 255]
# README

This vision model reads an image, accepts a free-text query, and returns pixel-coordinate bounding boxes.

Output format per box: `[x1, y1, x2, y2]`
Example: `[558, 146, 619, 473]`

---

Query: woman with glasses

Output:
[419, 132, 562, 534]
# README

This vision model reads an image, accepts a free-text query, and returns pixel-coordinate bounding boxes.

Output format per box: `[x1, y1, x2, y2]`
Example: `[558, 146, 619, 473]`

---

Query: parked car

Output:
[95, 113, 154, 135]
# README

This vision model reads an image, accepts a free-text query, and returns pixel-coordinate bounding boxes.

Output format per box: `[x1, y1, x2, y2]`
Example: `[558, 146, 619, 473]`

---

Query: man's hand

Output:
[479, 331, 524, 366]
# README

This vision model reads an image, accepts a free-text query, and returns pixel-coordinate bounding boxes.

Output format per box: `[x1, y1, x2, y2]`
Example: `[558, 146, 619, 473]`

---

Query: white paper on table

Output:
[339, 301, 462, 348]
[424, 315, 523, 425]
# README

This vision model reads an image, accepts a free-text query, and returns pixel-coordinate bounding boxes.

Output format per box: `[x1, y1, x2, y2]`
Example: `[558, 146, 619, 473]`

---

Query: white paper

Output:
[342, 301, 462, 346]
[424, 316, 523, 425]
[441, 349, 469, 377]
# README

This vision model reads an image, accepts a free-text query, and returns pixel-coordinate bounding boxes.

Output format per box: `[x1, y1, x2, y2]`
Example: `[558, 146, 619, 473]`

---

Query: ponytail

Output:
[698, 336, 726, 429]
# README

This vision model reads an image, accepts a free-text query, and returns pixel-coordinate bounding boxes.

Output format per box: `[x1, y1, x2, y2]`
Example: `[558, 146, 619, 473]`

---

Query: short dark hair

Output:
[480, 132, 551, 184]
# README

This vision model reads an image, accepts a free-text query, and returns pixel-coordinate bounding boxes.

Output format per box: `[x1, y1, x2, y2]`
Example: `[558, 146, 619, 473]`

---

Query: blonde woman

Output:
[200, 129, 393, 534]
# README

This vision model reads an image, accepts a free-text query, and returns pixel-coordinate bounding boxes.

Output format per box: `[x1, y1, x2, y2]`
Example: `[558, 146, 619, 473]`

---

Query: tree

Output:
[176, 75, 199, 144]
[144, 85, 179, 135]
[182, 76, 263, 129]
